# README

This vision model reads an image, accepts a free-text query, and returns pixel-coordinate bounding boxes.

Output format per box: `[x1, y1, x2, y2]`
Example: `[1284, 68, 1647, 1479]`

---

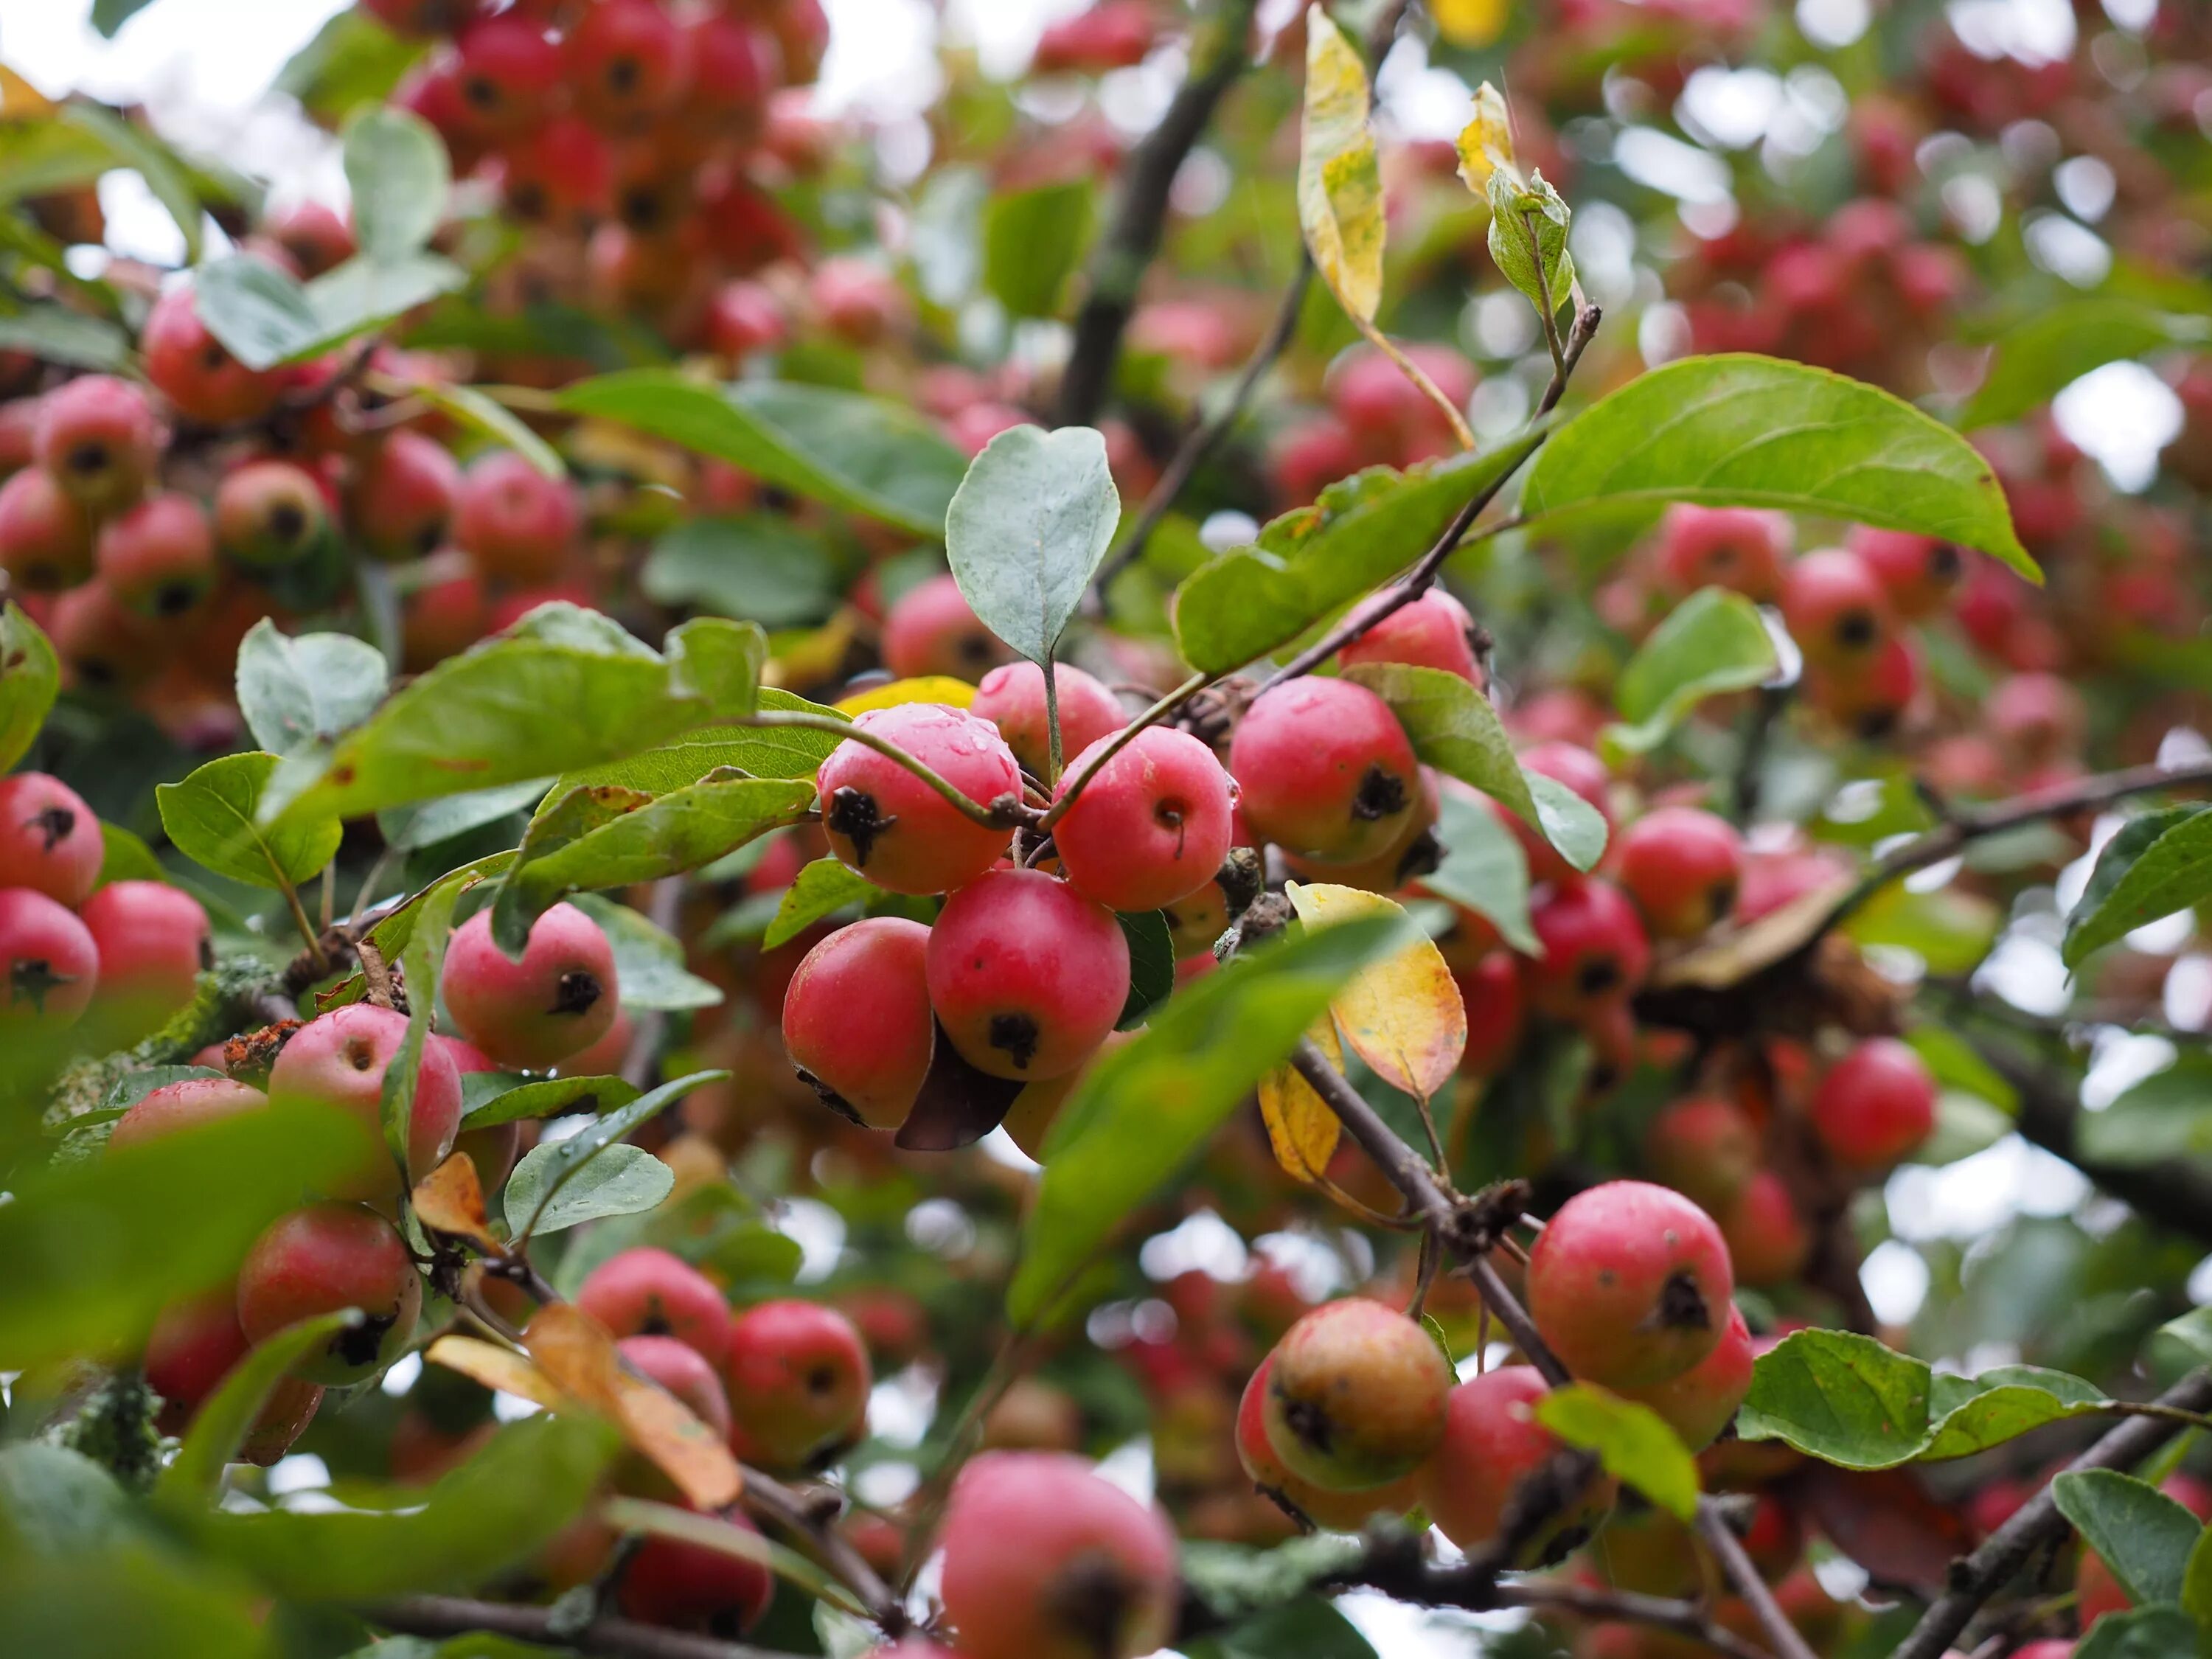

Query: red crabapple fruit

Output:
[722, 1298, 872, 1471]
[94, 492, 217, 619]
[0, 887, 98, 1030]
[143, 1287, 251, 1432]
[971, 661, 1124, 780]
[0, 465, 93, 591]
[880, 573, 1012, 682]
[1781, 548, 1892, 668]
[1847, 525, 1966, 619]
[1807, 633, 1921, 741]
[1654, 505, 1789, 601]
[497, 114, 614, 227]
[938, 1450, 1178, 1659]
[925, 869, 1129, 1080]
[77, 879, 208, 1032]
[1336, 588, 1484, 684]
[1716, 1168, 1812, 1287]
[214, 459, 328, 571]
[440, 902, 619, 1071]
[451, 15, 562, 139]
[618, 1333, 733, 1440]
[1261, 1298, 1452, 1490]
[34, 374, 162, 509]
[110, 1075, 267, 1151]
[1526, 1180, 1734, 1387]
[350, 430, 462, 560]
[1613, 1301, 1754, 1450]
[817, 703, 1019, 895]
[1810, 1037, 1935, 1169]
[0, 771, 102, 905]
[1228, 678, 1421, 863]
[1615, 807, 1744, 939]
[1641, 1093, 1760, 1214]
[265, 1002, 462, 1197]
[1523, 879, 1650, 1020]
[1234, 1353, 1416, 1529]
[567, 0, 690, 131]
[781, 917, 935, 1129]
[575, 1247, 731, 1363]
[1455, 950, 1526, 1077]
[1417, 1366, 1617, 1563]
[141, 285, 281, 425]
[237, 1202, 422, 1384]
[1051, 726, 1237, 913]
[616, 1506, 774, 1634]
[453, 449, 579, 584]
[263, 201, 354, 276]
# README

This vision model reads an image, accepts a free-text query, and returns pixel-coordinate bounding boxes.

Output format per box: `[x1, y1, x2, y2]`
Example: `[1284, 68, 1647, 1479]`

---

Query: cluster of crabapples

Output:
[0, 768, 212, 1039]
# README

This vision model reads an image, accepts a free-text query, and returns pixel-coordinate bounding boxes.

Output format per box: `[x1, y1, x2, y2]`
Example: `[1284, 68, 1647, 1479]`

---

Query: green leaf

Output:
[573, 893, 725, 1012]
[234, 619, 389, 761]
[1602, 586, 1777, 758]
[377, 780, 550, 852]
[1843, 880, 2002, 978]
[984, 179, 1094, 317]
[0, 602, 60, 775]
[508, 1070, 727, 1239]
[1737, 1329, 2121, 1470]
[1486, 170, 1576, 321]
[96, 821, 165, 888]
[1009, 914, 1413, 1326]
[2073, 1606, 2200, 1659]
[92, 0, 159, 36]
[195, 1416, 619, 1601]
[764, 857, 883, 949]
[1533, 1385, 1698, 1520]
[274, 9, 425, 127]
[302, 249, 467, 347]
[0, 1544, 274, 1659]
[159, 1311, 360, 1500]
[2062, 805, 2212, 970]
[341, 105, 448, 261]
[507, 1142, 672, 1234]
[1423, 785, 1538, 956]
[0, 306, 132, 372]
[945, 425, 1119, 667]
[1342, 663, 1606, 872]
[1172, 437, 1547, 674]
[409, 382, 564, 479]
[494, 773, 814, 952]
[643, 515, 836, 627]
[157, 751, 342, 889]
[1117, 909, 1175, 1029]
[557, 372, 967, 538]
[2053, 1470, 2201, 1606]
[259, 608, 765, 830]
[2181, 1525, 2212, 1643]
[1520, 354, 2038, 582]
[552, 688, 847, 795]
[195, 250, 466, 372]
[0, 1444, 130, 1554]
[0, 1106, 372, 1370]
[65, 105, 201, 262]
[1962, 299, 2208, 431]
[462, 1072, 639, 1131]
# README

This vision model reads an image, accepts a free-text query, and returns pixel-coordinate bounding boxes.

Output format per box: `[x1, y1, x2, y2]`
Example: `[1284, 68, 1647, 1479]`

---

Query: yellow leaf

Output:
[564, 420, 690, 491]
[764, 608, 859, 691]
[833, 674, 977, 714]
[1259, 1017, 1343, 1183]
[410, 1152, 499, 1253]
[525, 1304, 743, 1510]
[1286, 883, 1467, 1102]
[1455, 82, 1517, 195]
[425, 1335, 567, 1412]
[1297, 6, 1385, 325]
[0, 64, 58, 120]
[1432, 0, 1510, 46]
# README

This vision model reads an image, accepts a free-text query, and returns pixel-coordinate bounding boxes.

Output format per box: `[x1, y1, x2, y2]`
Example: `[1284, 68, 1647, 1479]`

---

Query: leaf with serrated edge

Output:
[1286, 883, 1465, 1101]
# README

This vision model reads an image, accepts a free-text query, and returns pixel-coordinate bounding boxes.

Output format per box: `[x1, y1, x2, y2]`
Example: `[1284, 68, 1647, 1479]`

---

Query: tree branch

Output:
[1892, 1367, 2212, 1659]
[369, 1594, 784, 1659]
[1057, 0, 1264, 427]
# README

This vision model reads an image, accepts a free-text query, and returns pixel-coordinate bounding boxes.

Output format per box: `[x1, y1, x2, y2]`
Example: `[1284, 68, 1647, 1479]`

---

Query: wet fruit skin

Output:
[722, 1298, 872, 1472]
[1615, 806, 1745, 939]
[1525, 1180, 1736, 1388]
[1613, 1301, 1756, 1450]
[937, 1450, 1180, 1659]
[236, 1202, 423, 1385]
[109, 1076, 268, 1151]
[1234, 1352, 1417, 1529]
[1260, 1298, 1452, 1491]
[880, 572, 1012, 682]
[1051, 726, 1238, 914]
[971, 660, 1124, 780]
[1228, 678, 1422, 863]
[440, 902, 620, 1071]
[0, 886, 99, 1029]
[816, 702, 1020, 896]
[780, 917, 935, 1129]
[1810, 1036, 1936, 1169]
[575, 1246, 732, 1363]
[1416, 1365, 1618, 1563]
[0, 771, 102, 905]
[265, 1002, 463, 1199]
[925, 869, 1130, 1081]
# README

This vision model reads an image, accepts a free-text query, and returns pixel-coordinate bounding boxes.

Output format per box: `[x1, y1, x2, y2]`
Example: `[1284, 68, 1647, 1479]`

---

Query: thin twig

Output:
[1697, 1500, 1819, 1659]
[1034, 673, 1208, 830]
[749, 711, 1036, 830]
[368, 1594, 783, 1659]
[738, 1466, 905, 1633]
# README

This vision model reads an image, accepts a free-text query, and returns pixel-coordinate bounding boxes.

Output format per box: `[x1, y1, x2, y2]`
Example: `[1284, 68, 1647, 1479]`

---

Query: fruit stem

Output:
[1034, 672, 1208, 832]
[745, 711, 1040, 831]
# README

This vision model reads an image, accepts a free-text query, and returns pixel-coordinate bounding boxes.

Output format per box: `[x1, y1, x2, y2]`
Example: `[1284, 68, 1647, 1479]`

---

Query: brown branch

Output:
[1057, 0, 1265, 426]
[1259, 304, 1599, 689]
[738, 1464, 905, 1633]
[1893, 1367, 2212, 1659]
[368, 1594, 785, 1659]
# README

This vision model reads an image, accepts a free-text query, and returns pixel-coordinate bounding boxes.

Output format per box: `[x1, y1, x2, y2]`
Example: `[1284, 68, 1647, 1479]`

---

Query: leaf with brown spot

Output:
[410, 1152, 498, 1252]
[1259, 1017, 1343, 1184]
[1285, 883, 1466, 1102]
[526, 1303, 742, 1510]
